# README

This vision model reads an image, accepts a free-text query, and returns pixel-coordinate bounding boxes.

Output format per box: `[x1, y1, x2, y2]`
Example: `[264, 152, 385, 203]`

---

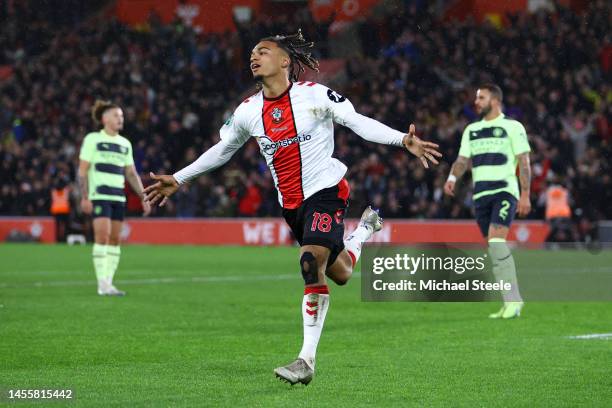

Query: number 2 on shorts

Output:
[499, 200, 510, 221]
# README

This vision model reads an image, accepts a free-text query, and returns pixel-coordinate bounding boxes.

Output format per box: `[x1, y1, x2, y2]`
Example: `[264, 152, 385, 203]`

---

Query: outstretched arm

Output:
[444, 155, 469, 197]
[322, 85, 440, 168]
[339, 110, 406, 146]
[172, 139, 240, 184]
[145, 104, 250, 207]
[144, 138, 242, 207]
[339, 111, 441, 168]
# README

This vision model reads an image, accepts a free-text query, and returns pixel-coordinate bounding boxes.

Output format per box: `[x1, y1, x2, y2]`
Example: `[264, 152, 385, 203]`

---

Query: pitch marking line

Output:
[567, 333, 612, 340]
[0, 272, 362, 289]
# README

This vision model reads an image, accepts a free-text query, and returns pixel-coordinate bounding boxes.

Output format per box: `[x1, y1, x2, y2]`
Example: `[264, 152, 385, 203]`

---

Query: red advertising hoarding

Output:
[121, 218, 548, 244]
[309, 0, 382, 22]
[0, 217, 549, 245]
[113, 0, 383, 33]
[0, 217, 55, 243]
[114, 0, 261, 33]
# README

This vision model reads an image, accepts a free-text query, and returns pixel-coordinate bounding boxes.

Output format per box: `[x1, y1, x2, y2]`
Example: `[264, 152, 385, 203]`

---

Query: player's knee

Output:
[488, 223, 509, 240]
[300, 252, 320, 285]
[333, 275, 349, 286]
[108, 237, 120, 246]
[94, 233, 109, 245]
[332, 265, 352, 286]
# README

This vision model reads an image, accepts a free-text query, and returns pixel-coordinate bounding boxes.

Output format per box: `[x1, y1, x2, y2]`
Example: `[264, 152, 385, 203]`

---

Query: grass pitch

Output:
[1, 244, 611, 407]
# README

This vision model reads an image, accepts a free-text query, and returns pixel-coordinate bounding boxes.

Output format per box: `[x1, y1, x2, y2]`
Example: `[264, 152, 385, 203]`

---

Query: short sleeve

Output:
[458, 126, 471, 158]
[79, 134, 95, 162]
[314, 83, 357, 126]
[124, 140, 135, 166]
[510, 122, 530, 155]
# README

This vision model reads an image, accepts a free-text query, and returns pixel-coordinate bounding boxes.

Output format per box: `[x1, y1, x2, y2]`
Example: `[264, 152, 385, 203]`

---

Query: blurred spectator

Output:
[50, 178, 71, 242]
[542, 179, 574, 242]
[0, 0, 610, 243]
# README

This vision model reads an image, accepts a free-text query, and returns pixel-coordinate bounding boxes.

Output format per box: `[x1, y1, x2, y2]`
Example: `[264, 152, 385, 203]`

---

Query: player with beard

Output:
[445, 84, 532, 319]
[144, 30, 441, 384]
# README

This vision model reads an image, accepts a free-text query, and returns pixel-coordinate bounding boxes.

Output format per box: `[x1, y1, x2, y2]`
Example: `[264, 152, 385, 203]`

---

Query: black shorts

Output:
[92, 200, 125, 221]
[474, 192, 517, 237]
[282, 179, 350, 266]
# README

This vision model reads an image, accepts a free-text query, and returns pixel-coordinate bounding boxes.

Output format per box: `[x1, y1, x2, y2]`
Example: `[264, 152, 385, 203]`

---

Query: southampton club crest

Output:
[271, 107, 283, 123]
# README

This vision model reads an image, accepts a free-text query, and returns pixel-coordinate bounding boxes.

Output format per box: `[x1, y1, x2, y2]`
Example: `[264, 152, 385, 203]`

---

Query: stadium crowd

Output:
[0, 1, 610, 240]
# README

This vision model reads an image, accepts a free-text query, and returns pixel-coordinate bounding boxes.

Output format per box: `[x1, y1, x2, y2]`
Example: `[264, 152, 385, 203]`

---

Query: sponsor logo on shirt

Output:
[327, 89, 346, 103]
[257, 134, 312, 156]
[271, 126, 289, 133]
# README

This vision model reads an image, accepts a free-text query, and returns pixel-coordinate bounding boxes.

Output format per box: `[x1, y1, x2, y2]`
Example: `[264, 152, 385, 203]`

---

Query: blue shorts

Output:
[92, 200, 125, 221]
[474, 192, 517, 237]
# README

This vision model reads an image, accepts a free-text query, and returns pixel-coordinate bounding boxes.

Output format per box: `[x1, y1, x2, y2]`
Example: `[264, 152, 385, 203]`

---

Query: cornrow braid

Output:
[261, 29, 320, 82]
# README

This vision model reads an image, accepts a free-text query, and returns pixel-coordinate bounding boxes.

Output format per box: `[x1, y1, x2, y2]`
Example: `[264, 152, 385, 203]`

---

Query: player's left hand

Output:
[141, 198, 151, 217]
[402, 124, 442, 168]
[517, 192, 531, 217]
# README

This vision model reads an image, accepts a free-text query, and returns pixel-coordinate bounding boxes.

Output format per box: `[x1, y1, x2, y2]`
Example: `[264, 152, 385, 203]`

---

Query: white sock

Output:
[92, 243, 109, 289]
[298, 285, 330, 370]
[107, 245, 121, 285]
[344, 224, 374, 266]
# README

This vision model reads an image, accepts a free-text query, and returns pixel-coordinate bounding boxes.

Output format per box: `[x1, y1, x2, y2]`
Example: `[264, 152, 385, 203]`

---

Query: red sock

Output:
[347, 250, 357, 268]
[304, 285, 329, 295]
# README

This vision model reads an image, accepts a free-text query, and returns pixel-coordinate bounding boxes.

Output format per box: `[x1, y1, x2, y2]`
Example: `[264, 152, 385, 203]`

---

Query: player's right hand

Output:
[444, 180, 455, 197]
[81, 198, 93, 214]
[144, 172, 179, 207]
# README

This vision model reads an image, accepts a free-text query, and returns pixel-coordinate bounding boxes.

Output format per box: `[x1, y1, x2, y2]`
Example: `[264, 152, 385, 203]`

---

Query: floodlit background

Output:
[0, 0, 610, 244]
[0, 2, 611, 406]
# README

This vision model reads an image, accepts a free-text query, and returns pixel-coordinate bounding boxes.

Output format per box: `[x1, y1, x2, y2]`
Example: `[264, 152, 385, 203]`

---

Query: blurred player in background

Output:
[78, 100, 151, 296]
[445, 84, 531, 319]
[144, 30, 441, 385]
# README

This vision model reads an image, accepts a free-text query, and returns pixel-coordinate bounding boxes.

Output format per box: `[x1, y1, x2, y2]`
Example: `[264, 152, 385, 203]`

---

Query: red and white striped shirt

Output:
[174, 81, 406, 209]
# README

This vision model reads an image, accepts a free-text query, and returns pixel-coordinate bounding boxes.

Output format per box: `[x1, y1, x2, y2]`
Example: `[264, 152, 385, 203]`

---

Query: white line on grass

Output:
[0, 272, 362, 289]
[567, 333, 612, 340]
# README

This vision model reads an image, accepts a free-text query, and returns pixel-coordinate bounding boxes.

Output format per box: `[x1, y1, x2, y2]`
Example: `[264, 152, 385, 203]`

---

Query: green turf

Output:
[0, 244, 611, 407]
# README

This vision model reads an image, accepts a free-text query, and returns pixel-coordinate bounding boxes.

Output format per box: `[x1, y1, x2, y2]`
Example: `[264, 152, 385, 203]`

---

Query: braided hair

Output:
[260, 29, 320, 82]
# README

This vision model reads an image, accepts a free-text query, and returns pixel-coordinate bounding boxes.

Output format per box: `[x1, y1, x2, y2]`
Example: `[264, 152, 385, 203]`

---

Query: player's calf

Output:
[325, 251, 353, 286]
[288, 245, 331, 376]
